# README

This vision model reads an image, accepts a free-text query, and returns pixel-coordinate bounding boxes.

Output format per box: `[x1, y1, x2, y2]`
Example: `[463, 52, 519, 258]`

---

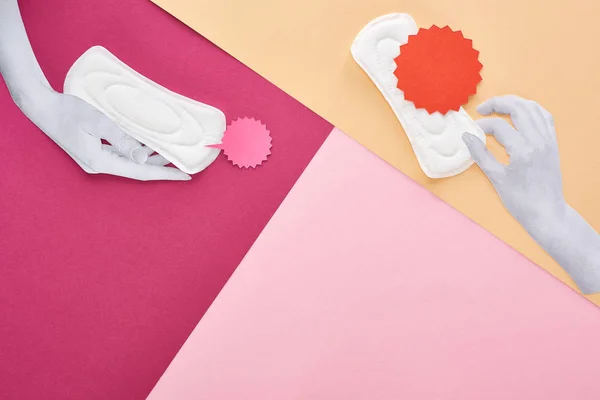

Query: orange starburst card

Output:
[394, 25, 483, 114]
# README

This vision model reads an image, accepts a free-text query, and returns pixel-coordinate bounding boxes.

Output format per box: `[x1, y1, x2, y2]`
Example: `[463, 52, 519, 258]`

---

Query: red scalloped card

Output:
[394, 25, 483, 114]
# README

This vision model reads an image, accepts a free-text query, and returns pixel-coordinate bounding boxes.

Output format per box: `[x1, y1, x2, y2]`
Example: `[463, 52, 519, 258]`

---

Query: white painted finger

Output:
[462, 132, 506, 183]
[476, 118, 522, 153]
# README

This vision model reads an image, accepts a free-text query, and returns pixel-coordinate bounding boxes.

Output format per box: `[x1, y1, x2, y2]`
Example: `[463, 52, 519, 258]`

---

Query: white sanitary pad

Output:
[351, 13, 486, 178]
[64, 46, 226, 174]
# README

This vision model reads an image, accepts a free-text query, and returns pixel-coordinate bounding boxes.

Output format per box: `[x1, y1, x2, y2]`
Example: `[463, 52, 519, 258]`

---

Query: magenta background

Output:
[0, 0, 332, 399]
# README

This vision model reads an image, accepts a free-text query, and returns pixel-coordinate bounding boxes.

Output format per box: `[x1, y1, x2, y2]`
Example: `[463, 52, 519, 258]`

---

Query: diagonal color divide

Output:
[0, 0, 331, 399]
[148, 129, 600, 400]
[151, 0, 600, 304]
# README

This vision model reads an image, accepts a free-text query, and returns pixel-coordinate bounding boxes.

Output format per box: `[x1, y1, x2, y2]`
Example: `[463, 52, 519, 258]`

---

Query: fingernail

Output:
[131, 147, 149, 164]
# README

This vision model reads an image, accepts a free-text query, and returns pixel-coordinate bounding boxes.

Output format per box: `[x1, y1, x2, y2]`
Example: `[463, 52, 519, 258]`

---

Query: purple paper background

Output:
[0, 1, 332, 398]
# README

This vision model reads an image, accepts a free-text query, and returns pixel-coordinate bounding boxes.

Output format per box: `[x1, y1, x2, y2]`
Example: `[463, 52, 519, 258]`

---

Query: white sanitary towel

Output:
[351, 13, 486, 178]
[64, 46, 226, 174]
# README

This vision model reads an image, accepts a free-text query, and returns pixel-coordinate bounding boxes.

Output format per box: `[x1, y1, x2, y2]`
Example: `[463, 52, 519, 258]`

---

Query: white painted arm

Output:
[463, 95, 600, 294]
[0, 0, 190, 181]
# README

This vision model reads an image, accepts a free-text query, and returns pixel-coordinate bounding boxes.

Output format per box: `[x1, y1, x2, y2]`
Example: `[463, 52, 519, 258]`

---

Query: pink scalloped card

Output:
[208, 117, 272, 168]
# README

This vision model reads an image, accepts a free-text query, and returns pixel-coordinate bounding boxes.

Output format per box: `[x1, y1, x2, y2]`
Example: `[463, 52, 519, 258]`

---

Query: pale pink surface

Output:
[148, 129, 600, 400]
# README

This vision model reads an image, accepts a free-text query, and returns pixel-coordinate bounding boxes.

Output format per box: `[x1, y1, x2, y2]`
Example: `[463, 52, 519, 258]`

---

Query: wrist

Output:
[524, 201, 600, 294]
[7, 79, 55, 118]
[520, 198, 568, 241]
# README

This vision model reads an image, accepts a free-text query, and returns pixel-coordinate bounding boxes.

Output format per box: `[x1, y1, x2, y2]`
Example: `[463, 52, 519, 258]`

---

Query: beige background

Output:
[152, 0, 600, 304]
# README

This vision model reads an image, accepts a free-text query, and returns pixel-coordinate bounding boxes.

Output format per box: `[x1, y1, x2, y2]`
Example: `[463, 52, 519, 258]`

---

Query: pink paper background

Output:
[148, 129, 600, 400]
[0, 1, 331, 399]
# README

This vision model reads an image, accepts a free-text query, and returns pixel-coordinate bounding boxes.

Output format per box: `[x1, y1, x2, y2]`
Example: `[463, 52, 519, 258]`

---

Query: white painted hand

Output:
[463, 95, 600, 294]
[462, 95, 564, 231]
[0, 0, 187, 181]
[21, 91, 190, 181]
